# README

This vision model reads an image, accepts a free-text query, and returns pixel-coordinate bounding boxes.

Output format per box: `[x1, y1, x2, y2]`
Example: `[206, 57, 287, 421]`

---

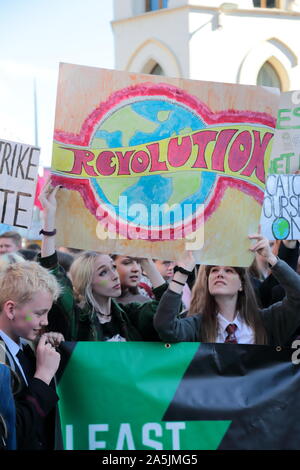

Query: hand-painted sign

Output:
[51, 64, 279, 265]
[261, 173, 300, 240]
[0, 138, 40, 231]
[268, 90, 300, 174]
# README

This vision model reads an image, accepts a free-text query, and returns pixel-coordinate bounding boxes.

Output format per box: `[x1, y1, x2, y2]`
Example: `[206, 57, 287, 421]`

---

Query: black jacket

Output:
[0, 337, 58, 450]
[154, 260, 300, 347]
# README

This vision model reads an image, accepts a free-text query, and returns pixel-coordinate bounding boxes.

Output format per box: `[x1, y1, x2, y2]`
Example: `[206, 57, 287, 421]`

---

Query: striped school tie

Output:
[225, 323, 238, 344]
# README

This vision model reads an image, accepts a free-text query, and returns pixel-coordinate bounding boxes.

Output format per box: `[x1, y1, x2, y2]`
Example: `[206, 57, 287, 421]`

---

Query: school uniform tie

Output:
[16, 345, 35, 382]
[225, 323, 238, 344]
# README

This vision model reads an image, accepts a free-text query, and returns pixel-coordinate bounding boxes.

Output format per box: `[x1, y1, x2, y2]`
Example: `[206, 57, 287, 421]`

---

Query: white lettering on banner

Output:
[65, 424, 73, 450]
[166, 422, 186, 450]
[142, 422, 163, 450]
[66, 421, 186, 450]
[115, 423, 135, 450]
[89, 424, 108, 449]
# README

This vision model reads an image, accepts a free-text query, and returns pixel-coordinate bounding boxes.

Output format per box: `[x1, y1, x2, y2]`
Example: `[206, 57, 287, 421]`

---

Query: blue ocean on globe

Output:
[90, 99, 217, 226]
[272, 217, 290, 240]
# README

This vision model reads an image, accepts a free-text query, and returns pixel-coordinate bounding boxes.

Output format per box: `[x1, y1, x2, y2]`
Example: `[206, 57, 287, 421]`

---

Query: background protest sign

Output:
[57, 342, 300, 450]
[261, 174, 300, 240]
[51, 63, 279, 266]
[268, 90, 300, 174]
[260, 90, 300, 240]
[0, 138, 40, 231]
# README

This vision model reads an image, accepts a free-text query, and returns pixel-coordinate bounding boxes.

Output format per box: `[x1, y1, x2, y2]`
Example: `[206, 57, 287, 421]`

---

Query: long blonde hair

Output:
[69, 251, 103, 312]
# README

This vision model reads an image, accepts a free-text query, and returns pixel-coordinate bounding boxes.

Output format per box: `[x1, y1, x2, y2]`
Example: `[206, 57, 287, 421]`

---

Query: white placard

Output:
[0, 139, 40, 231]
[268, 90, 300, 174]
[260, 173, 300, 240]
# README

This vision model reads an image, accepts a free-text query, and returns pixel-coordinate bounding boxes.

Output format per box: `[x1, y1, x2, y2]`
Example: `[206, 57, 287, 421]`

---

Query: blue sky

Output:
[0, 0, 114, 166]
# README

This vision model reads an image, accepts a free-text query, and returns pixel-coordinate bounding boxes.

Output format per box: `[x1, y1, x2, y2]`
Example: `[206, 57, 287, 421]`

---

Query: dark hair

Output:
[127, 286, 139, 295]
[111, 255, 141, 294]
[18, 249, 37, 261]
[248, 257, 261, 280]
[111, 254, 141, 263]
[26, 243, 41, 252]
[198, 265, 267, 345]
[57, 251, 74, 273]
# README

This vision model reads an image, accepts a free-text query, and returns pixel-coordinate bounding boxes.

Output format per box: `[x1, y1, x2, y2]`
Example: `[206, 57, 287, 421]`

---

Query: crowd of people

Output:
[1, 180, 300, 450]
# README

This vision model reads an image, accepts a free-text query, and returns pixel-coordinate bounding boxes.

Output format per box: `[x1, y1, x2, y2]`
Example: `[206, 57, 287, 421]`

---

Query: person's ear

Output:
[3, 300, 17, 320]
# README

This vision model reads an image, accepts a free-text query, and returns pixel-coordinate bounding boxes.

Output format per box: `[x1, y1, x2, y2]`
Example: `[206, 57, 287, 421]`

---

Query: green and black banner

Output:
[56, 342, 300, 450]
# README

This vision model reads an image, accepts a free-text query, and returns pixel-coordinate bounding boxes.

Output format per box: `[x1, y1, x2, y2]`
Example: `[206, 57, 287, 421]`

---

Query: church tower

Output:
[112, 0, 300, 90]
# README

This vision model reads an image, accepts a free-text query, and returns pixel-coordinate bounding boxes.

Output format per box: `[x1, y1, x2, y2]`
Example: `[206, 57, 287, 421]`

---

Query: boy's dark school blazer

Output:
[0, 336, 59, 450]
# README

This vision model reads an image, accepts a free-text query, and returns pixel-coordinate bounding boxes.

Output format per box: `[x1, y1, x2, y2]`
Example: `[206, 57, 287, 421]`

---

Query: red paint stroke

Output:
[51, 174, 263, 241]
[51, 175, 100, 216]
[53, 82, 272, 240]
[54, 83, 276, 146]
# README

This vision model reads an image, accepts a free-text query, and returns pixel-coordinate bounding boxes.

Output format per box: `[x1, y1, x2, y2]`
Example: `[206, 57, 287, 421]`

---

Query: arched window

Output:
[149, 63, 164, 75]
[146, 0, 168, 12]
[257, 61, 282, 89]
[253, 0, 283, 8]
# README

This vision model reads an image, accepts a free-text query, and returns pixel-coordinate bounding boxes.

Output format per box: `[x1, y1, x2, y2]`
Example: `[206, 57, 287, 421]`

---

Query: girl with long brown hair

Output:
[154, 235, 300, 346]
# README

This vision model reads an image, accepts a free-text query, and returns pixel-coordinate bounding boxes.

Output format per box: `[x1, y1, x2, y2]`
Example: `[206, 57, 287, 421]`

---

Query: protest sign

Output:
[260, 90, 300, 239]
[261, 173, 300, 240]
[268, 90, 300, 174]
[51, 63, 279, 265]
[0, 139, 40, 231]
[57, 342, 300, 450]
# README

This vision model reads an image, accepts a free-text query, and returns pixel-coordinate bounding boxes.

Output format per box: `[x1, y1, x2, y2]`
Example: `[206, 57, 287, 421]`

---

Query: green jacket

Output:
[39, 252, 168, 342]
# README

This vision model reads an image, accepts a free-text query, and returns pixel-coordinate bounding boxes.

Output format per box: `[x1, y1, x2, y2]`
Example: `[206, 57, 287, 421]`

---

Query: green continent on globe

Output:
[272, 217, 290, 239]
[91, 104, 162, 201]
[94, 176, 140, 206]
[89, 99, 207, 212]
[92, 105, 159, 148]
[164, 172, 202, 207]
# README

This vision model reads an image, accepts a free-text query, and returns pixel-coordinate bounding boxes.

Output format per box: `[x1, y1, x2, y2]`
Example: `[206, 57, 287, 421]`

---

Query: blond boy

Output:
[0, 261, 62, 450]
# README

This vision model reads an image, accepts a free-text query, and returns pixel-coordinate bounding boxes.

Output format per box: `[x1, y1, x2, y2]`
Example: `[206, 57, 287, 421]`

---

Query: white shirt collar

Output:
[0, 330, 29, 385]
[0, 329, 22, 357]
[217, 312, 242, 332]
[216, 313, 255, 344]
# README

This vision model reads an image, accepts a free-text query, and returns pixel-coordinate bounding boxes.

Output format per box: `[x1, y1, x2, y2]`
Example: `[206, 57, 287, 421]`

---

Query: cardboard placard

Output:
[0, 139, 40, 231]
[51, 63, 279, 265]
